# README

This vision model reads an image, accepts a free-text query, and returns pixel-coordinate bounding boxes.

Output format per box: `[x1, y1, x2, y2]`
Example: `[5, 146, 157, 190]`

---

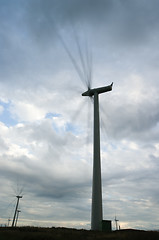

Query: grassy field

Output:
[0, 226, 159, 240]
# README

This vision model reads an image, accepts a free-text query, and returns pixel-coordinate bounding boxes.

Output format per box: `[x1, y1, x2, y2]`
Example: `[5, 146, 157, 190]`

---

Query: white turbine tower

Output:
[82, 83, 113, 230]
[59, 28, 113, 231]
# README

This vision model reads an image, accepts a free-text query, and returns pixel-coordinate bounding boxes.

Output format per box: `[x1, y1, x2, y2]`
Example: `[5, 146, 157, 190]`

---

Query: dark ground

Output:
[0, 226, 159, 240]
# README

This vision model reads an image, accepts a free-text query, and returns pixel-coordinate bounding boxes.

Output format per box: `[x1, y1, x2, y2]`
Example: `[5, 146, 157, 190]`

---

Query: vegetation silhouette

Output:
[0, 227, 159, 240]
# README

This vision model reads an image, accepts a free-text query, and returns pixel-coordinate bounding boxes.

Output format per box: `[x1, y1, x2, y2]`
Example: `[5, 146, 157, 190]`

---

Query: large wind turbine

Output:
[82, 83, 113, 230]
[59, 28, 113, 231]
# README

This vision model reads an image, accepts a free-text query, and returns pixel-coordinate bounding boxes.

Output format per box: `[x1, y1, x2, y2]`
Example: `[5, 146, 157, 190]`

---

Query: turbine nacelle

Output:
[16, 196, 23, 199]
[82, 82, 113, 97]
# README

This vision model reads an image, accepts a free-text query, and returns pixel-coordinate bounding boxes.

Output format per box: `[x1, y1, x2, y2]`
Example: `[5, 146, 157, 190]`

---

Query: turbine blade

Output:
[87, 96, 93, 146]
[85, 40, 93, 90]
[73, 27, 93, 90]
[100, 104, 109, 145]
[69, 99, 86, 126]
[19, 185, 24, 196]
[81, 97, 93, 164]
[73, 28, 89, 88]
[58, 32, 88, 89]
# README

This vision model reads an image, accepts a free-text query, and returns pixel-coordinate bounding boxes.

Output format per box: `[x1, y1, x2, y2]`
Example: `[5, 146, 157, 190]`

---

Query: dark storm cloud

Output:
[0, 149, 91, 201]
[25, 0, 159, 47]
[103, 96, 159, 141]
[25, 0, 113, 36]
[0, 1, 29, 77]
[1, 0, 159, 90]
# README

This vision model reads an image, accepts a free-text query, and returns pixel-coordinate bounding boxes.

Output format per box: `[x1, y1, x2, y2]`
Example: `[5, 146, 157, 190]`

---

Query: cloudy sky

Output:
[0, 0, 159, 230]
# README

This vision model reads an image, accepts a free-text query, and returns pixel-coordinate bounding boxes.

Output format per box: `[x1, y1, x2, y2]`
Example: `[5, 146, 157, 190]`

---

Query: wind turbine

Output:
[15, 210, 21, 227]
[59, 28, 113, 231]
[8, 218, 11, 227]
[12, 195, 22, 227]
[115, 216, 119, 230]
[82, 83, 113, 230]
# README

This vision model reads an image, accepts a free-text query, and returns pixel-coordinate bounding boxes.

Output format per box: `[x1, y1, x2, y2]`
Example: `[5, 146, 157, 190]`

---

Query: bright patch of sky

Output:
[45, 112, 82, 135]
[0, 101, 18, 126]
[45, 112, 61, 119]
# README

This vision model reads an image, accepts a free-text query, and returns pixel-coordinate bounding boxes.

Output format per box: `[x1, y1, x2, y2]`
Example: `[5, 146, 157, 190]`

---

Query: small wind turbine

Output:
[15, 210, 21, 227]
[8, 218, 11, 227]
[12, 195, 22, 227]
[115, 216, 119, 230]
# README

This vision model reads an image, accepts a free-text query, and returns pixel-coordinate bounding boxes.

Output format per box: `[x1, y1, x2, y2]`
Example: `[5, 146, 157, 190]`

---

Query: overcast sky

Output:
[0, 0, 159, 230]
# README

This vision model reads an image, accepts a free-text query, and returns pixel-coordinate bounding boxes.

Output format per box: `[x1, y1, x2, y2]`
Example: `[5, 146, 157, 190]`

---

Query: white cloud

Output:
[9, 101, 45, 122]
